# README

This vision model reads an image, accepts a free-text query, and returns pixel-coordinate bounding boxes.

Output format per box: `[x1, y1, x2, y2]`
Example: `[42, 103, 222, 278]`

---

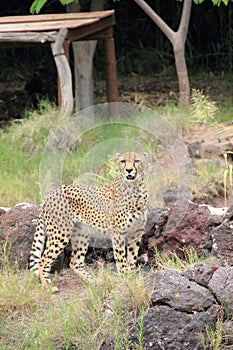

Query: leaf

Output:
[30, 0, 76, 13]
[193, 0, 205, 4]
[60, 0, 76, 4]
[30, 0, 48, 14]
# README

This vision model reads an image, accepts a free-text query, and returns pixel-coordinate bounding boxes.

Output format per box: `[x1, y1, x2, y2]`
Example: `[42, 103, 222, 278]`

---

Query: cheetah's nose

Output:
[126, 168, 133, 174]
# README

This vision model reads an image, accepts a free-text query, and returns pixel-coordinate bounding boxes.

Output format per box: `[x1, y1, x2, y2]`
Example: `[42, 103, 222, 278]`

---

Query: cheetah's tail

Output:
[29, 211, 46, 276]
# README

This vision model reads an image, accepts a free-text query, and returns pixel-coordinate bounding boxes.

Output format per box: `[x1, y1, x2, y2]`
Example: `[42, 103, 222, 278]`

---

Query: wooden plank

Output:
[0, 10, 114, 24]
[68, 16, 114, 41]
[0, 18, 99, 33]
[76, 27, 114, 41]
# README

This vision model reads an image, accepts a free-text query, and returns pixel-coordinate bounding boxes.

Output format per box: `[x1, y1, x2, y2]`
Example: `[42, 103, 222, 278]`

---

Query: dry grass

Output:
[0, 263, 149, 350]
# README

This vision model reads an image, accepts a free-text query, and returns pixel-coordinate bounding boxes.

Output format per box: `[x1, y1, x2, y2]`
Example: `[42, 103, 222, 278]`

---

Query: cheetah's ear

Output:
[142, 152, 148, 158]
[116, 153, 122, 159]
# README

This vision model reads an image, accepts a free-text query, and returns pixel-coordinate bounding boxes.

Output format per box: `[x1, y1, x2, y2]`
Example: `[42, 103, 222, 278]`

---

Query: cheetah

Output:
[29, 152, 149, 288]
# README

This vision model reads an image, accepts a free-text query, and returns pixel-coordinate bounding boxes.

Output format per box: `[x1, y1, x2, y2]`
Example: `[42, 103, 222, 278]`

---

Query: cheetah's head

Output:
[117, 152, 148, 183]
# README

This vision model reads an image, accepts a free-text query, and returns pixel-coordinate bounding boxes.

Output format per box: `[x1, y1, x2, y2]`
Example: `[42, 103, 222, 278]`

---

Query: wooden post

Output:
[104, 37, 118, 103]
[57, 39, 70, 108]
[51, 27, 73, 118]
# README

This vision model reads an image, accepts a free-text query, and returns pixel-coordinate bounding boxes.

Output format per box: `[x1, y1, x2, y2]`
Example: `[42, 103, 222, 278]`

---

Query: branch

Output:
[178, 0, 192, 41]
[133, 0, 175, 43]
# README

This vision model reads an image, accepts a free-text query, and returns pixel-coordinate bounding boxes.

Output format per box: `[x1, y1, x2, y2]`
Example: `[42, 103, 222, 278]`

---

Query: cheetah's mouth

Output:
[126, 174, 136, 180]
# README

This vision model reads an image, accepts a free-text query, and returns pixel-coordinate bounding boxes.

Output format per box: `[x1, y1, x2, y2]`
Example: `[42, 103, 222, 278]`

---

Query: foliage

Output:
[200, 320, 224, 350]
[30, 0, 75, 14]
[193, 0, 232, 5]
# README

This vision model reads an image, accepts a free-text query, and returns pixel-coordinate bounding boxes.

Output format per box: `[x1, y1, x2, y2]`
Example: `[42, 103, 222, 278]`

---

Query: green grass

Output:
[0, 243, 215, 349]
[0, 93, 232, 207]
[153, 245, 214, 271]
[0, 264, 149, 350]
[200, 320, 224, 350]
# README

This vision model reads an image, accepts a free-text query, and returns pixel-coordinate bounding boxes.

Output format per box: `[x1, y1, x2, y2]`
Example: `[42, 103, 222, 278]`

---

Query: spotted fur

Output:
[29, 152, 149, 288]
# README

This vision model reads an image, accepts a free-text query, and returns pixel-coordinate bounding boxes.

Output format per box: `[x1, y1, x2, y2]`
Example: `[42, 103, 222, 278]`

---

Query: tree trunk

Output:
[133, 0, 192, 105]
[66, 0, 104, 110]
[173, 41, 190, 105]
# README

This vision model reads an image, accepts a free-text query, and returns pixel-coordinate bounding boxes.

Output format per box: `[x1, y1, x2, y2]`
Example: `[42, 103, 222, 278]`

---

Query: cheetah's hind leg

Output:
[38, 224, 70, 289]
[70, 222, 93, 282]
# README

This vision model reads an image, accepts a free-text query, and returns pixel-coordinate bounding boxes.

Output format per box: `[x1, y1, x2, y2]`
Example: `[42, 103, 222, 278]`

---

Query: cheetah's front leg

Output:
[70, 223, 93, 282]
[112, 234, 129, 274]
[127, 228, 144, 271]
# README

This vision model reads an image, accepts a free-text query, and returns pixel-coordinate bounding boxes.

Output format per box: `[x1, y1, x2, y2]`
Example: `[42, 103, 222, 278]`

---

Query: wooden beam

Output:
[67, 16, 114, 41]
[104, 35, 119, 115]
[0, 31, 58, 44]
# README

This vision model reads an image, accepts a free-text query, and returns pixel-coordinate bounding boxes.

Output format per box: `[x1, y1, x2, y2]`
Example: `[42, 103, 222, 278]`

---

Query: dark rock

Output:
[203, 143, 222, 159]
[141, 207, 168, 255]
[0, 203, 38, 268]
[207, 213, 224, 226]
[148, 201, 211, 260]
[208, 267, 233, 318]
[162, 188, 179, 206]
[183, 262, 219, 287]
[145, 269, 215, 312]
[188, 141, 203, 159]
[0, 208, 6, 216]
[225, 205, 233, 220]
[211, 219, 233, 265]
[142, 305, 216, 350]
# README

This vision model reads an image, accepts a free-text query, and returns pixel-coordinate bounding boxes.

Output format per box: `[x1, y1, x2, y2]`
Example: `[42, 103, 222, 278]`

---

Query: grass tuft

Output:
[0, 264, 149, 349]
[153, 244, 211, 271]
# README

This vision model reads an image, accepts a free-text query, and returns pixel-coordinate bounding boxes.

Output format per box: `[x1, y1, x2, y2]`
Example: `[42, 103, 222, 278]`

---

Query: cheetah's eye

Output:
[120, 160, 126, 164]
[134, 160, 140, 164]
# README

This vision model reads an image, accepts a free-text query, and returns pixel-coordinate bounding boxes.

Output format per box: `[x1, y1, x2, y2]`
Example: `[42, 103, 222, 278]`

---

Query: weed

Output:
[0, 270, 51, 314]
[200, 320, 223, 350]
[190, 89, 218, 123]
[223, 152, 233, 206]
[153, 244, 208, 271]
[137, 306, 148, 350]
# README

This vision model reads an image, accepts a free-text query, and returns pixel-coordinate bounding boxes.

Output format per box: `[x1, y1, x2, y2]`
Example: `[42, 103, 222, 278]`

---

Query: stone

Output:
[141, 206, 168, 255]
[208, 266, 233, 318]
[183, 262, 219, 287]
[188, 141, 203, 159]
[145, 269, 215, 312]
[142, 305, 216, 350]
[0, 203, 38, 268]
[203, 143, 222, 159]
[225, 204, 233, 220]
[211, 219, 233, 265]
[148, 201, 211, 259]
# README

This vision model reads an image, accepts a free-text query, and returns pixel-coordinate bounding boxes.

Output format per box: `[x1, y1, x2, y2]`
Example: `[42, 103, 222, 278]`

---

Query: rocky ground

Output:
[0, 201, 232, 349]
[0, 63, 233, 349]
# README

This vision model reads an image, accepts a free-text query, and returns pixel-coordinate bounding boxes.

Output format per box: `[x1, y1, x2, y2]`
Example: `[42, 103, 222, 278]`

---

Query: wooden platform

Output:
[0, 10, 118, 115]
